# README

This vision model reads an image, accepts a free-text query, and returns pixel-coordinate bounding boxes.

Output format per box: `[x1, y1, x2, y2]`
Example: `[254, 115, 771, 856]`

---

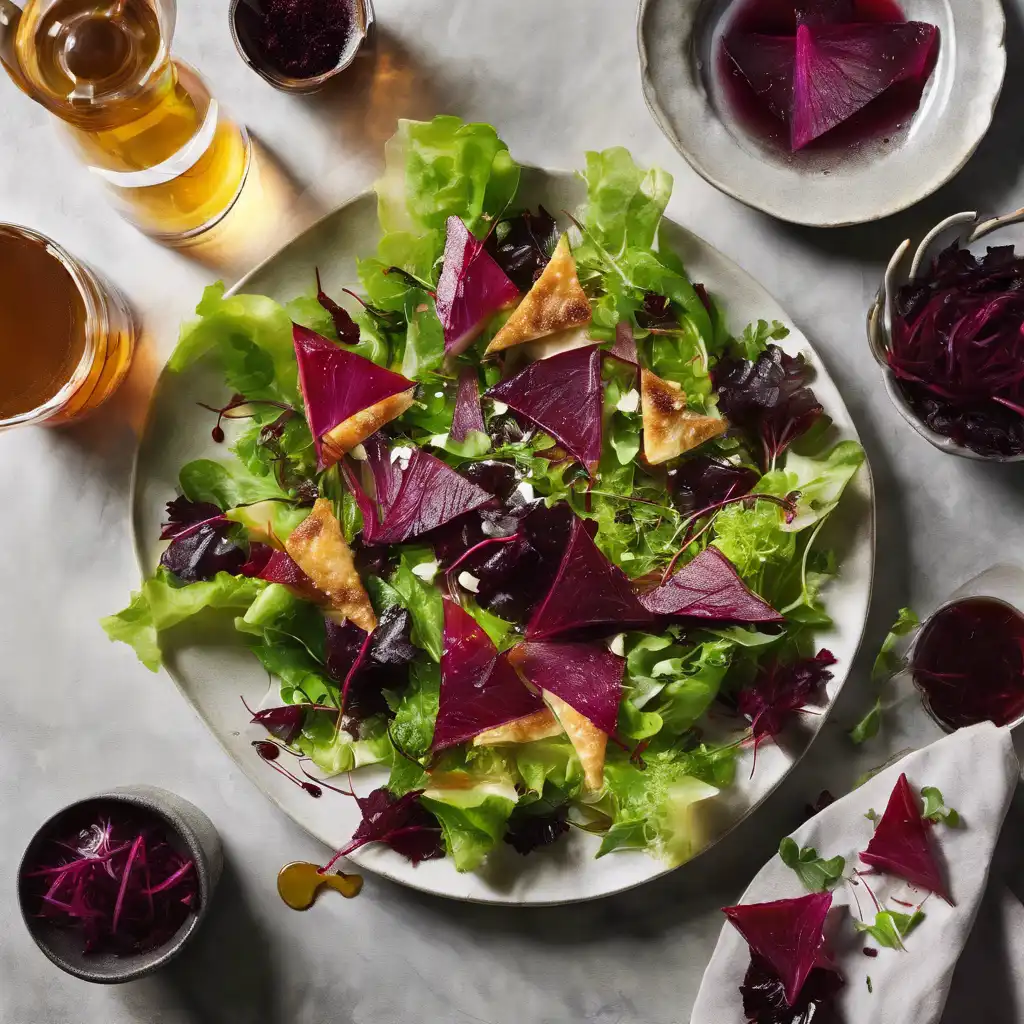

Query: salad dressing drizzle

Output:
[277, 861, 363, 910]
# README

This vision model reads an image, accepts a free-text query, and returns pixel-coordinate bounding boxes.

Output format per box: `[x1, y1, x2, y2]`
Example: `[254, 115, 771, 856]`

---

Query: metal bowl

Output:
[17, 786, 222, 984]
[867, 206, 1024, 463]
[229, 0, 375, 95]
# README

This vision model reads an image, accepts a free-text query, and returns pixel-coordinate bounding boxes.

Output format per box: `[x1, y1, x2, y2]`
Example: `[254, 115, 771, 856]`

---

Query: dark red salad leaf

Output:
[487, 345, 604, 472]
[315, 269, 360, 344]
[327, 788, 444, 866]
[451, 367, 487, 442]
[240, 543, 325, 603]
[293, 325, 414, 467]
[20, 805, 199, 956]
[526, 516, 653, 639]
[504, 803, 570, 856]
[436, 216, 519, 356]
[510, 641, 624, 735]
[741, 951, 843, 1023]
[484, 206, 559, 292]
[724, 33, 796, 124]
[671, 456, 759, 517]
[860, 772, 951, 901]
[354, 446, 495, 546]
[432, 601, 545, 751]
[325, 608, 417, 726]
[159, 498, 244, 584]
[890, 243, 1024, 458]
[715, 345, 823, 468]
[736, 649, 837, 752]
[723, 892, 833, 1006]
[609, 321, 639, 366]
[792, 21, 938, 150]
[641, 546, 784, 623]
[250, 705, 304, 744]
[454, 501, 575, 624]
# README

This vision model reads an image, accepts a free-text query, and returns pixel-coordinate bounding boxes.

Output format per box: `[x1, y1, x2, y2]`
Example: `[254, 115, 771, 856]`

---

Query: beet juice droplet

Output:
[252, 740, 322, 797]
[912, 597, 1024, 729]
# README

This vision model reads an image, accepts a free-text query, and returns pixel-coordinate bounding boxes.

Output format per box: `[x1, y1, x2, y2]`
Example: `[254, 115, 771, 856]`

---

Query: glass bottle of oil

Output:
[1, 0, 250, 241]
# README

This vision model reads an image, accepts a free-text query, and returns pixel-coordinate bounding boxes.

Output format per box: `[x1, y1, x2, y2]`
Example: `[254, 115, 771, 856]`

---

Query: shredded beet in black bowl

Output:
[17, 788, 221, 983]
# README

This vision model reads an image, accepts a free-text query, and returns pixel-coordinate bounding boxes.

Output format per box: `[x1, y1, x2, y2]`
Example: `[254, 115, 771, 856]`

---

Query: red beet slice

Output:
[451, 367, 486, 442]
[293, 325, 414, 467]
[526, 517, 654, 639]
[608, 322, 639, 367]
[432, 601, 545, 750]
[640, 547, 784, 623]
[795, 0, 854, 27]
[486, 345, 604, 472]
[860, 772, 951, 901]
[511, 641, 624, 735]
[791, 21, 939, 150]
[345, 440, 494, 546]
[241, 544, 325, 603]
[436, 216, 519, 357]
[723, 892, 833, 1007]
[724, 32, 796, 124]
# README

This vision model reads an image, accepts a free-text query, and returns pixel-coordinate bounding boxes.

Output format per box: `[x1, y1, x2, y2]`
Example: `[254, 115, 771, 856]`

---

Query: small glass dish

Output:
[229, 0, 375, 95]
[867, 207, 1024, 463]
[17, 786, 222, 984]
[883, 566, 1024, 734]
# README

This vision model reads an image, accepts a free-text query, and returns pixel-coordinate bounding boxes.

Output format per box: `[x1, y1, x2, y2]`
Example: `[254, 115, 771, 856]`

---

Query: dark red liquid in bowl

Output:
[718, 0, 933, 153]
[911, 597, 1024, 729]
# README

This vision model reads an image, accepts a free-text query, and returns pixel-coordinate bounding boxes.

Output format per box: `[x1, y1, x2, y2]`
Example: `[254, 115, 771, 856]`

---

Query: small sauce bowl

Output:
[867, 207, 1024, 464]
[229, 0, 375, 95]
[17, 786, 222, 983]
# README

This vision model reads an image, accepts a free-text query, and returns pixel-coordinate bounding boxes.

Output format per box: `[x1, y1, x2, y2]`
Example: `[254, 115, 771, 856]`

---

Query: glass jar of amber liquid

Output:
[4, 0, 250, 240]
[0, 225, 135, 427]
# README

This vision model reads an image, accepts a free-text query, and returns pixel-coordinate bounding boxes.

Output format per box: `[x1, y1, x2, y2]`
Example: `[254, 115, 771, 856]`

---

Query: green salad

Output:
[105, 115, 865, 872]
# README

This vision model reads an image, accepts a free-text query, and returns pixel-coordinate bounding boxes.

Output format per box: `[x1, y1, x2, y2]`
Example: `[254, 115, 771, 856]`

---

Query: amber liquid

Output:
[0, 227, 134, 423]
[14, 0, 249, 238]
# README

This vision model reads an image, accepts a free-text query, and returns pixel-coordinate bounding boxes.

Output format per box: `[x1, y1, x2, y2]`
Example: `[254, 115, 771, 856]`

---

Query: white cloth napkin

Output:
[690, 723, 1019, 1024]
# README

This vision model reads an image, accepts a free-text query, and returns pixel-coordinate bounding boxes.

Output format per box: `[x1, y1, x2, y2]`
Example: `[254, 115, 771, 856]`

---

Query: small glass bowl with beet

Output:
[893, 566, 1024, 733]
[869, 207, 1024, 462]
[230, 0, 375, 94]
[17, 787, 221, 983]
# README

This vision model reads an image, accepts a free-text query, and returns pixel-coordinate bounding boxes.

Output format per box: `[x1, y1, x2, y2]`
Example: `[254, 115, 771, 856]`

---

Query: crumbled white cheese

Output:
[491, 400, 509, 415]
[434, 391, 445, 399]
[390, 445, 413, 469]
[616, 389, 640, 414]
[348, 443, 368, 461]
[515, 481, 535, 502]
[667, 469, 677, 476]
[607, 633, 626, 657]
[428, 433, 449, 449]
[458, 571, 481, 594]
[411, 560, 439, 582]
[481, 519, 504, 537]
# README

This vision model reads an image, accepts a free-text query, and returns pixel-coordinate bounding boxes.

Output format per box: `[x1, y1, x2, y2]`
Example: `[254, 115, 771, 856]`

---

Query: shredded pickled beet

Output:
[20, 803, 199, 956]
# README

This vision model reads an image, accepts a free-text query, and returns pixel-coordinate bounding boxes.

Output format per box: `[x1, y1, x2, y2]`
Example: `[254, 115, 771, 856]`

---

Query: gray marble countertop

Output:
[4, 1, 1024, 1021]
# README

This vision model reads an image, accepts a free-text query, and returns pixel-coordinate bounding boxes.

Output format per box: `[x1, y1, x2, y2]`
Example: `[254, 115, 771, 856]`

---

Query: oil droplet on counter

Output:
[277, 861, 363, 911]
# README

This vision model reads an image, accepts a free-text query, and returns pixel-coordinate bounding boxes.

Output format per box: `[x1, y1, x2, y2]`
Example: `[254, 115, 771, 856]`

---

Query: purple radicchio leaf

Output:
[159, 497, 245, 583]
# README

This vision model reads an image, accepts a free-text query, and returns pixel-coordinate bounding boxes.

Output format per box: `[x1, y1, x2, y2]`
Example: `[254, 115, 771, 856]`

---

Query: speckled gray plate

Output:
[132, 168, 875, 904]
[638, 0, 1006, 227]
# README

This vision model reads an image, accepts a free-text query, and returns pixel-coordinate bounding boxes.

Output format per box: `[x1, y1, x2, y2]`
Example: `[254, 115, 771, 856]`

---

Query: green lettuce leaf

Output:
[514, 737, 583, 797]
[855, 910, 925, 950]
[778, 837, 845, 891]
[179, 458, 291, 510]
[169, 283, 298, 403]
[284, 293, 389, 366]
[921, 786, 961, 826]
[872, 607, 920, 682]
[298, 713, 392, 774]
[732, 319, 790, 361]
[386, 659, 440, 794]
[102, 570, 265, 671]
[236, 582, 326, 662]
[849, 697, 882, 745]
[420, 783, 518, 872]
[389, 549, 444, 662]
[375, 115, 520, 239]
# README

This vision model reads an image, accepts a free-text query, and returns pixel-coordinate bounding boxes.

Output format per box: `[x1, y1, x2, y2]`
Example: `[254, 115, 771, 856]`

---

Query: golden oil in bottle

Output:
[13, 0, 250, 240]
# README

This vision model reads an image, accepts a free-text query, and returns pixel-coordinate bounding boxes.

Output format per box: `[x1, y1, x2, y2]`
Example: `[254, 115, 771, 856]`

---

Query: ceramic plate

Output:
[638, 0, 1006, 227]
[132, 168, 875, 904]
